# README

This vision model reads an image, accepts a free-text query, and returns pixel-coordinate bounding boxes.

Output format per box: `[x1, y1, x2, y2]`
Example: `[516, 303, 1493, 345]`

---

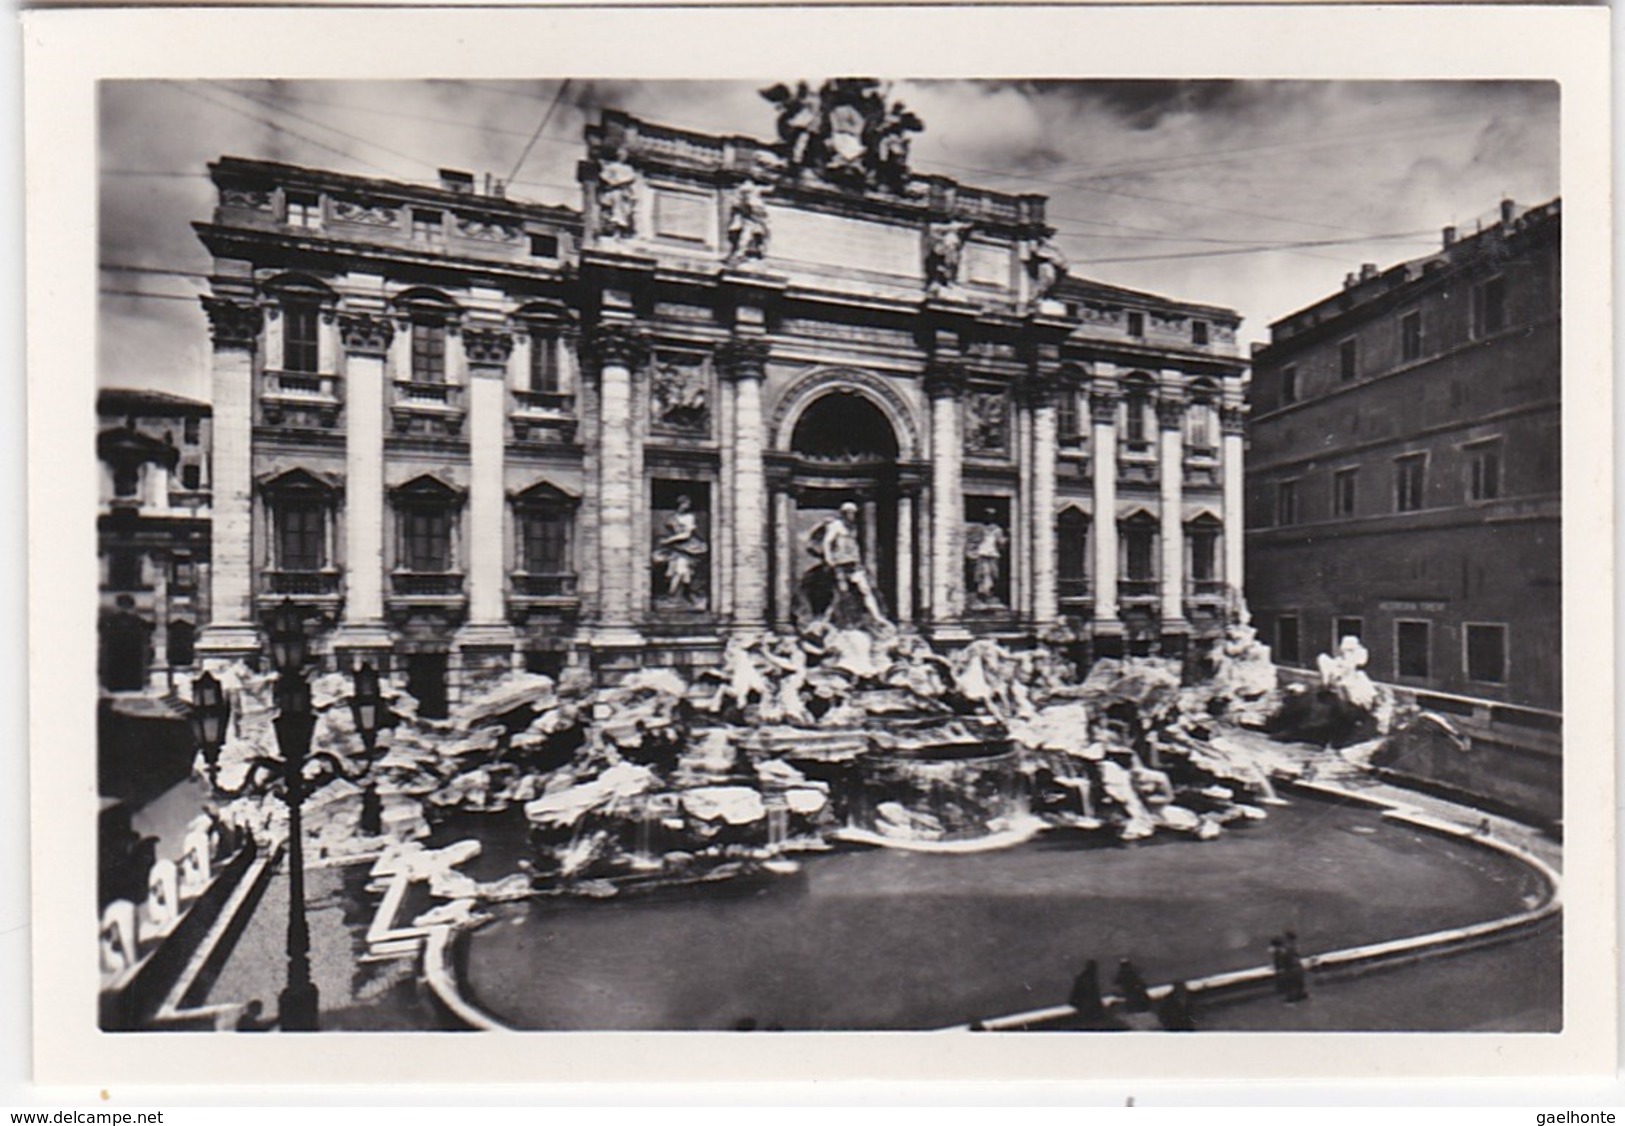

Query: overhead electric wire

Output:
[507, 79, 572, 185]
[165, 82, 399, 177]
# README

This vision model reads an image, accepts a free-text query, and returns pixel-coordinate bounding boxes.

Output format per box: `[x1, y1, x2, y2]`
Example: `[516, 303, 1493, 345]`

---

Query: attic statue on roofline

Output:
[760, 78, 924, 196]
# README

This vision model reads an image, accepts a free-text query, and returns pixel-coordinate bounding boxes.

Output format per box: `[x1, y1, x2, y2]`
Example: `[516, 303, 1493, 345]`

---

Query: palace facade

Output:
[193, 92, 1246, 711]
[1245, 198, 1561, 713]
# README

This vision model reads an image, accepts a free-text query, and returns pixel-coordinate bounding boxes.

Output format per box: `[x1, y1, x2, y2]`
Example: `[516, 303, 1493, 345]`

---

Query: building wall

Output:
[193, 117, 1247, 699]
[97, 395, 213, 693]
[1246, 201, 1560, 712]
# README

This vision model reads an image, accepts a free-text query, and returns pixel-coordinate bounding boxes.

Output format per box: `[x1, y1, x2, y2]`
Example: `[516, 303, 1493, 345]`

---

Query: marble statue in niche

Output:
[652, 493, 710, 609]
[964, 503, 1011, 610]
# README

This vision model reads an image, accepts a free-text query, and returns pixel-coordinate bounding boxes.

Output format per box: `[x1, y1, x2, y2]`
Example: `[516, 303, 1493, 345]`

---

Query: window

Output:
[112, 463, 140, 499]
[412, 209, 444, 245]
[1395, 454, 1426, 512]
[277, 500, 325, 572]
[529, 332, 561, 393]
[1056, 392, 1080, 442]
[1123, 521, 1156, 581]
[411, 316, 447, 383]
[283, 301, 320, 374]
[1192, 320, 1209, 346]
[1057, 508, 1089, 598]
[1400, 311, 1422, 362]
[1465, 623, 1507, 683]
[530, 233, 560, 258]
[1334, 616, 1363, 644]
[1185, 401, 1216, 451]
[171, 554, 197, 593]
[520, 508, 571, 575]
[1280, 366, 1298, 406]
[1474, 276, 1507, 336]
[1189, 525, 1219, 582]
[1339, 338, 1358, 381]
[1467, 440, 1502, 501]
[1333, 468, 1358, 516]
[168, 621, 196, 668]
[181, 463, 201, 491]
[286, 193, 321, 230]
[1123, 383, 1152, 445]
[1276, 615, 1301, 666]
[1126, 311, 1145, 338]
[1396, 620, 1431, 678]
[183, 417, 200, 445]
[108, 550, 142, 591]
[400, 508, 450, 572]
[1276, 480, 1299, 526]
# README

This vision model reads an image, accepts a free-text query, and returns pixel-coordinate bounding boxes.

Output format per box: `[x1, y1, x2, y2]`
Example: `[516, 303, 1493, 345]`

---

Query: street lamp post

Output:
[266, 601, 319, 1032]
[187, 605, 385, 1033]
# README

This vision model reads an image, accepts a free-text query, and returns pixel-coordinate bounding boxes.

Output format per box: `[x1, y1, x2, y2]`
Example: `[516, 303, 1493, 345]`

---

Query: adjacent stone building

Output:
[192, 88, 1246, 710]
[96, 388, 213, 693]
[1245, 198, 1561, 714]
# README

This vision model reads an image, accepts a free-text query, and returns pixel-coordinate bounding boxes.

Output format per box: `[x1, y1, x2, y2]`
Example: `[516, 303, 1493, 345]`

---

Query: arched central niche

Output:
[790, 390, 900, 461]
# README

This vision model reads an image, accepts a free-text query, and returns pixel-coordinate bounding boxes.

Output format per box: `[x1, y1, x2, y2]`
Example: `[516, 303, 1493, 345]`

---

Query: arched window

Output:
[258, 468, 341, 596]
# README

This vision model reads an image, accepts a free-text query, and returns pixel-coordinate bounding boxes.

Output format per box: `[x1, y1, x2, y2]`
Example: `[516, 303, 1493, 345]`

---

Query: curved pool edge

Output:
[424, 775, 1562, 1034]
[963, 777, 1562, 1032]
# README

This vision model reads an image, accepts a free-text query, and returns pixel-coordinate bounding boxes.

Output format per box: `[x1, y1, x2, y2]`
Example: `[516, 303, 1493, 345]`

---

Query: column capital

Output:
[1220, 403, 1248, 435]
[924, 359, 968, 400]
[716, 337, 771, 382]
[463, 327, 514, 366]
[1156, 396, 1187, 429]
[337, 312, 395, 356]
[1015, 367, 1067, 409]
[1089, 386, 1120, 424]
[583, 322, 649, 376]
[201, 297, 263, 351]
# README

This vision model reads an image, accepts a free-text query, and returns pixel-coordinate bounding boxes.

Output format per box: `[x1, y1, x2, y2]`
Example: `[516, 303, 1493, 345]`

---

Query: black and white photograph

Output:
[21, 1, 1615, 1093]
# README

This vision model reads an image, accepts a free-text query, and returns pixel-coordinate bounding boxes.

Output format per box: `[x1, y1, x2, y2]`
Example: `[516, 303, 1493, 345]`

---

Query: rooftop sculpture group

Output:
[760, 78, 923, 195]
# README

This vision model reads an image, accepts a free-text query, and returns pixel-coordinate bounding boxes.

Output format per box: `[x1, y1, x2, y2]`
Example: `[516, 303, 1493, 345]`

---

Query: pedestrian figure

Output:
[1156, 982, 1198, 1031]
[1070, 959, 1106, 1020]
[1269, 934, 1289, 994]
[1281, 931, 1309, 1004]
[1114, 957, 1152, 1013]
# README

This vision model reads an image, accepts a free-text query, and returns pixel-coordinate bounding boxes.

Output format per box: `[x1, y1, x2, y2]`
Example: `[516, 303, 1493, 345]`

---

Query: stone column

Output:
[1089, 385, 1121, 631]
[719, 338, 771, 632]
[196, 297, 263, 662]
[457, 328, 518, 660]
[1028, 376, 1060, 630]
[926, 360, 968, 639]
[895, 492, 915, 625]
[1221, 401, 1247, 613]
[1157, 394, 1188, 630]
[332, 312, 394, 659]
[773, 488, 795, 630]
[584, 323, 649, 649]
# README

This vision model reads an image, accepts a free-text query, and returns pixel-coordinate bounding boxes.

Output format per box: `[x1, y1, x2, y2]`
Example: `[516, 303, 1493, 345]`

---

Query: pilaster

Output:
[925, 357, 969, 641]
[457, 327, 518, 662]
[1089, 384, 1121, 632]
[583, 322, 650, 649]
[1157, 392, 1188, 631]
[1221, 400, 1247, 614]
[718, 337, 772, 633]
[196, 296, 263, 663]
[1021, 369, 1062, 630]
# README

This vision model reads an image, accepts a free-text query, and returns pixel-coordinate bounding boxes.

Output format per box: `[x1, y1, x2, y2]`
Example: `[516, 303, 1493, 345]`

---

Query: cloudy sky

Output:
[99, 78, 1559, 399]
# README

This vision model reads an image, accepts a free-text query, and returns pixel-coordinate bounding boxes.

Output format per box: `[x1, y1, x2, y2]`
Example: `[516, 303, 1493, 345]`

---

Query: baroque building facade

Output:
[193, 94, 1246, 710]
[96, 388, 213, 694]
[1245, 198, 1561, 714]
